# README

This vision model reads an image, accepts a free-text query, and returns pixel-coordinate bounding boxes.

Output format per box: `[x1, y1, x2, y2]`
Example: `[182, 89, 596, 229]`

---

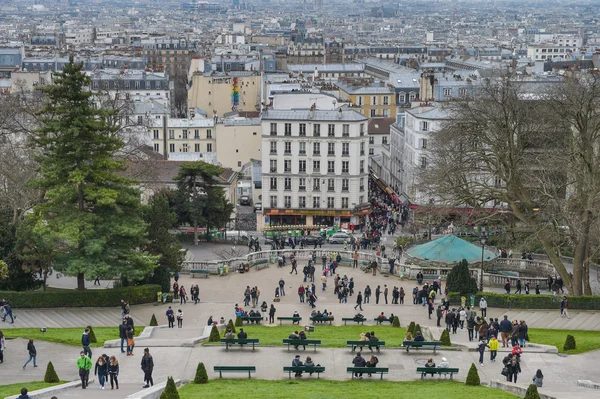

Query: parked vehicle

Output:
[240, 196, 251, 206]
[328, 232, 350, 244]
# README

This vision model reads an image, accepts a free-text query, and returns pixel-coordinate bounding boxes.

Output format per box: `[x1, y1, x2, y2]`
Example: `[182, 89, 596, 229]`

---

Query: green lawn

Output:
[529, 328, 600, 354]
[178, 380, 518, 398]
[0, 381, 66, 398]
[204, 325, 407, 348]
[2, 327, 142, 348]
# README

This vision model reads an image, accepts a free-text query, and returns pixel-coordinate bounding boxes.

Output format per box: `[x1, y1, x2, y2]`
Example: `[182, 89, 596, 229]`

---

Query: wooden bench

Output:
[416, 367, 459, 380]
[402, 340, 440, 354]
[283, 366, 325, 379]
[342, 317, 366, 325]
[277, 316, 302, 325]
[310, 316, 333, 324]
[213, 365, 256, 379]
[346, 340, 386, 352]
[240, 316, 263, 324]
[220, 338, 260, 351]
[374, 317, 394, 325]
[346, 367, 389, 380]
[282, 339, 322, 352]
[191, 270, 210, 278]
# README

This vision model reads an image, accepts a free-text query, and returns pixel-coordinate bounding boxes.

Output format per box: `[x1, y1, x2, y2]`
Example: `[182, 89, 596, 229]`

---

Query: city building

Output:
[336, 80, 396, 118]
[150, 117, 216, 158]
[215, 117, 262, 171]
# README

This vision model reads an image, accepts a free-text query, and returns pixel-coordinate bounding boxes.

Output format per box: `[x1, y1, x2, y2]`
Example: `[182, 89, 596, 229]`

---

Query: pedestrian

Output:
[321, 273, 327, 291]
[298, 285, 305, 303]
[506, 356, 521, 383]
[399, 287, 405, 304]
[120, 300, 129, 318]
[383, 285, 388, 304]
[504, 280, 511, 294]
[23, 339, 37, 369]
[364, 285, 371, 304]
[2, 302, 14, 323]
[16, 388, 29, 399]
[525, 280, 530, 294]
[532, 369, 544, 387]
[166, 306, 175, 328]
[119, 319, 128, 354]
[489, 335, 499, 362]
[176, 309, 183, 328]
[269, 304, 276, 324]
[479, 297, 487, 318]
[94, 275, 101, 286]
[108, 356, 119, 390]
[354, 291, 363, 311]
[375, 285, 381, 304]
[0, 330, 4, 363]
[499, 315, 512, 348]
[126, 326, 135, 356]
[279, 278, 286, 296]
[94, 355, 108, 390]
[478, 337, 488, 366]
[141, 348, 154, 388]
[82, 328, 92, 360]
[560, 296, 569, 319]
[515, 279, 522, 294]
[353, 251, 359, 268]
[76, 351, 92, 389]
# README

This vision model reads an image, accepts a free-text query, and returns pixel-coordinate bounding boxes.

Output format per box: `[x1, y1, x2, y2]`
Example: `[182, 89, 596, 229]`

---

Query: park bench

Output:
[346, 367, 389, 380]
[374, 316, 394, 325]
[277, 316, 302, 325]
[283, 366, 325, 379]
[342, 317, 366, 325]
[213, 365, 256, 379]
[346, 340, 386, 352]
[310, 316, 334, 324]
[402, 340, 441, 354]
[255, 262, 269, 271]
[220, 338, 260, 351]
[190, 270, 210, 278]
[416, 367, 459, 380]
[282, 339, 322, 352]
[240, 315, 263, 324]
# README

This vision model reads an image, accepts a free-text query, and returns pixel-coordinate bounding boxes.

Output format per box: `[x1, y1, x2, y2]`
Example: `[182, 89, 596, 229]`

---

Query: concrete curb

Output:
[577, 380, 600, 389]
[4, 379, 95, 399]
[104, 324, 225, 348]
[124, 379, 182, 399]
[489, 380, 556, 399]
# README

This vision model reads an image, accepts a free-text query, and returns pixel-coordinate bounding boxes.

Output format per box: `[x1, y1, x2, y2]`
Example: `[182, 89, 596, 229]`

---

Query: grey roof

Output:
[390, 73, 421, 88]
[262, 109, 367, 122]
[224, 117, 262, 126]
[287, 63, 365, 73]
[406, 105, 449, 120]
[335, 81, 394, 94]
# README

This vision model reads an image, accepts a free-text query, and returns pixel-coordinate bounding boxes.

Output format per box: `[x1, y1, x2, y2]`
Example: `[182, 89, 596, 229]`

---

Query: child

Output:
[489, 335, 499, 362]
[477, 337, 489, 366]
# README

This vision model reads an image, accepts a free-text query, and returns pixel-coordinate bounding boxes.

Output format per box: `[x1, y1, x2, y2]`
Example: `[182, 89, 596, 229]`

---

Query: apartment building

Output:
[215, 117, 262, 171]
[336, 80, 396, 118]
[150, 118, 215, 157]
[261, 108, 370, 227]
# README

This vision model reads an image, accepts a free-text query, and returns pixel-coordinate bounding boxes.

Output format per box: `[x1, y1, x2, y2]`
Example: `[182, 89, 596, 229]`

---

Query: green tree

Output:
[143, 191, 186, 292]
[208, 325, 220, 342]
[173, 162, 234, 244]
[194, 362, 208, 384]
[16, 217, 55, 291]
[160, 376, 179, 399]
[524, 384, 541, 399]
[392, 315, 400, 327]
[564, 335, 576, 351]
[447, 259, 478, 296]
[30, 57, 157, 290]
[86, 326, 97, 343]
[407, 321, 416, 336]
[226, 319, 236, 334]
[465, 363, 480, 386]
[150, 314, 158, 327]
[0, 260, 8, 280]
[235, 315, 243, 327]
[44, 361, 60, 383]
[439, 329, 451, 346]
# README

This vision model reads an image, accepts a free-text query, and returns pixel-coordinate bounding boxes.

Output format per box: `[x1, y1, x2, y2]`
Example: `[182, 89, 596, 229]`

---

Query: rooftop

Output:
[262, 108, 367, 122]
[368, 118, 396, 134]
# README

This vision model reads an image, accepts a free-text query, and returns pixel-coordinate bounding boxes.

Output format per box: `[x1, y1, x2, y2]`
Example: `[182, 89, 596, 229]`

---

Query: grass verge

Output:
[0, 381, 66, 398]
[2, 327, 143, 348]
[203, 325, 407, 348]
[178, 380, 518, 398]
[528, 328, 600, 354]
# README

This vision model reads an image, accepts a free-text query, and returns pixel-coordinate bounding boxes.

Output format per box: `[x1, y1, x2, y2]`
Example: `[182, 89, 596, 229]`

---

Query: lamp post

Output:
[480, 235, 487, 292]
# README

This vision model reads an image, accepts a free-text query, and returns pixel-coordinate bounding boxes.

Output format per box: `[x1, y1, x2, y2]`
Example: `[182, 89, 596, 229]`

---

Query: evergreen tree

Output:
[447, 259, 478, 296]
[465, 363, 480, 386]
[392, 315, 400, 327]
[44, 361, 60, 383]
[414, 324, 422, 337]
[208, 325, 221, 342]
[86, 326, 97, 343]
[524, 384, 541, 399]
[407, 321, 416, 336]
[30, 57, 157, 290]
[194, 362, 209, 384]
[226, 319, 236, 334]
[159, 376, 179, 399]
[150, 314, 158, 327]
[235, 315, 243, 327]
[439, 329, 451, 346]
[564, 334, 576, 351]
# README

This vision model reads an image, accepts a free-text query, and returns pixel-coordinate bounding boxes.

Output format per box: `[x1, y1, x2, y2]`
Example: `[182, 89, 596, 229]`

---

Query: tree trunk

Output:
[538, 234, 574, 294]
[583, 262, 592, 295]
[572, 239, 585, 296]
[42, 268, 47, 291]
[77, 272, 85, 290]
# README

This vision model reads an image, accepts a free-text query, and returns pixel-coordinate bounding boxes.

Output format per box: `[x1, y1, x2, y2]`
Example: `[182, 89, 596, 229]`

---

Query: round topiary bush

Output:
[149, 314, 158, 327]
[407, 321, 416, 335]
[194, 362, 208, 384]
[208, 324, 221, 342]
[564, 334, 576, 351]
[235, 315, 243, 327]
[524, 384, 541, 399]
[44, 361, 60, 383]
[465, 363, 480, 386]
[86, 326, 97, 343]
[226, 319, 236, 334]
[160, 376, 179, 399]
[439, 329, 451, 346]
[392, 316, 400, 327]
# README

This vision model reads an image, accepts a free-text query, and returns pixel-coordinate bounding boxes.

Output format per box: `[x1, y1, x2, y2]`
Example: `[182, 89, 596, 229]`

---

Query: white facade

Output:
[389, 118, 405, 197]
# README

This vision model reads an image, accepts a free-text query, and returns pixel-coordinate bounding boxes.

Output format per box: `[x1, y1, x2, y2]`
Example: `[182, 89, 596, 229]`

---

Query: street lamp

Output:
[480, 234, 487, 292]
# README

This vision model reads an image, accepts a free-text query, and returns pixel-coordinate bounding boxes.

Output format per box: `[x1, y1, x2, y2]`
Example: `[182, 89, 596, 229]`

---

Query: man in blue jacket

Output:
[499, 315, 512, 348]
[82, 328, 92, 359]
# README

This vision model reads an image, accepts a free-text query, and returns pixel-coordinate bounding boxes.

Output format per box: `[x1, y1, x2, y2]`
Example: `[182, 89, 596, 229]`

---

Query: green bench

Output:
[282, 339, 322, 352]
[213, 365, 256, 379]
[191, 270, 210, 278]
[283, 366, 325, 379]
[416, 367, 459, 380]
[220, 338, 260, 351]
[342, 317, 366, 325]
[310, 316, 333, 324]
[346, 367, 389, 380]
[403, 340, 440, 354]
[240, 316, 263, 324]
[374, 316, 394, 325]
[346, 340, 386, 352]
[277, 316, 302, 325]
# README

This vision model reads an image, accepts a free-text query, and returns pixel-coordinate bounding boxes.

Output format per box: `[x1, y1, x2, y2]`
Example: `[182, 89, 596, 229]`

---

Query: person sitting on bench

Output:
[414, 332, 425, 342]
[237, 328, 248, 344]
[292, 355, 303, 377]
[224, 329, 235, 339]
[298, 330, 307, 350]
[304, 356, 316, 376]
[368, 331, 379, 352]
[377, 312, 386, 320]
[424, 357, 436, 376]
[355, 313, 365, 320]
[289, 331, 300, 350]
[292, 311, 300, 324]
[352, 352, 367, 379]
[438, 357, 449, 368]
[366, 355, 379, 377]
[405, 332, 413, 341]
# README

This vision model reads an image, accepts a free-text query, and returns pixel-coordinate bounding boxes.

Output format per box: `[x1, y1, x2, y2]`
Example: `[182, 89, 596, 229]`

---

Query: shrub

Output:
[465, 363, 480, 386]
[0, 285, 160, 308]
[194, 362, 208, 384]
[447, 292, 600, 310]
[392, 315, 400, 327]
[44, 361, 60, 383]
[414, 324, 422, 336]
[86, 326, 97, 343]
[208, 325, 220, 342]
[150, 314, 158, 327]
[524, 384, 541, 399]
[160, 376, 179, 399]
[235, 315, 243, 327]
[564, 334, 576, 351]
[226, 319, 236, 334]
[439, 329, 451, 346]
[447, 259, 478, 296]
[407, 321, 416, 335]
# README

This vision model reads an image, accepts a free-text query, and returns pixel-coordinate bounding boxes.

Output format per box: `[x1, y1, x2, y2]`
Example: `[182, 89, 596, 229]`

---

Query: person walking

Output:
[108, 356, 119, 390]
[506, 357, 521, 383]
[126, 326, 135, 356]
[166, 306, 175, 328]
[532, 369, 544, 387]
[354, 291, 363, 311]
[176, 309, 183, 328]
[477, 337, 488, 366]
[383, 285, 389, 304]
[82, 328, 92, 360]
[364, 285, 371, 304]
[269, 304, 276, 324]
[141, 348, 154, 388]
[375, 285, 381, 304]
[94, 355, 108, 390]
[489, 335, 499, 362]
[2, 302, 14, 323]
[77, 351, 92, 389]
[119, 319, 128, 354]
[479, 297, 487, 318]
[179, 286, 187, 304]
[279, 278, 286, 296]
[560, 296, 569, 319]
[23, 339, 37, 369]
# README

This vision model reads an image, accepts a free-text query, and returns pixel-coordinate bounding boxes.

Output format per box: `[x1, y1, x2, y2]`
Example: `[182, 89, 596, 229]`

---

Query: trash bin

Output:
[157, 292, 162, 302]
[470, 295, 475, 307]
[223, 264, 229, 274]
[461, 296, 466, 308]
[161, 293, 169, 303]
[219, 265, 225, 275]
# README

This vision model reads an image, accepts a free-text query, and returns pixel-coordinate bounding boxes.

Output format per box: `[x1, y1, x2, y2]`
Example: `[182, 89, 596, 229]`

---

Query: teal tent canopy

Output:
[406, 234, 497, 264]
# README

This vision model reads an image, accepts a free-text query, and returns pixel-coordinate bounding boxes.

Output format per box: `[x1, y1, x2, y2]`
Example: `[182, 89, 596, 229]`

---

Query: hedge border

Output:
[0, 285, 161, 308]
[448, 292, 600, 310]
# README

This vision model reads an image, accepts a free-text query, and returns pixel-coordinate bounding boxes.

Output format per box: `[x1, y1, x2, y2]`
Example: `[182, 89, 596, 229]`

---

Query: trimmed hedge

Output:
[0, 285, 161, 308]
[447, 292, 600, 310]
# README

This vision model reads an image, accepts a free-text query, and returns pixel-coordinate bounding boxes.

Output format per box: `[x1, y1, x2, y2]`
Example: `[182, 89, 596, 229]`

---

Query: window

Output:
[359, 196, 364, 204]
[153, 143, 159, 152]
[270, 159, 277, 173]
[328, 142, 335, 156]
[270, 196, 277, 208]
[313, 160, 320, 173]
[327, 160, 335, 173]
[270, 123, 277, 135]
[360, 124, 365, 136]
[299, 123, 306, 136]
[443, 88, 451, 96]
[313, 179, 320, 190]
[342, 179, 349, 191]
[284, 123, 291, 136]
[194, 129, 199, 139]
[195, 144, 200, 152]
[270, 141, 277, 154]
[207, 129, 212, 139]
[169, 143, 175, 152]
[299, 141, 306, 155]
[270, 177, 278, 190]
[137, 115, 143, 125]
[370, 109, 377, 117]
[182, 143, 188, 152]
[284, 196, 291, 208]
[342, 197, 349, 208]
[299, 178, 306, 191]
[360, 160, 364, 173]
[153, 129, 159, 139]
[182, 129, 188, 139]
[372, 96, 377, 105]
[313, 196, 320, 208]
[299, 196, 306, 208]
[358, 96, 363, 106]
[328, 124, 335, 137]
[409, 93, 416, 101]
[369, 148, 374, 155]
[124, 81, 130, 89]
[360, 178, 365, 191]
[145, 81, 151, 89]
[135, 81, 140, 89]
[459, 88, 468, 96]
[360, 142, 365, 155]
[421, 121, 429, 132]
[313, 142, 320, 156]
[421, 156, 427, 168]
[284, 160, 291, 172]
[342, 161, 349, 173]
[369, 136, 375, 144]
[383, 96, 389, 105]
[313, 124, 320, 137]
[327, 178, 335, 191]
[342, 124, 350, 137]
[93, 81, 99, 89]
[382, 137, 388, 145]
[421, 138, 427, 149]
[284, 142, 291, 154]
[328, 197, 335, 208]
[342, 142, 349, 156]
[169, 129, 175, 139]
[207, 143, 212, 152]
[299, 160, 306, 172]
